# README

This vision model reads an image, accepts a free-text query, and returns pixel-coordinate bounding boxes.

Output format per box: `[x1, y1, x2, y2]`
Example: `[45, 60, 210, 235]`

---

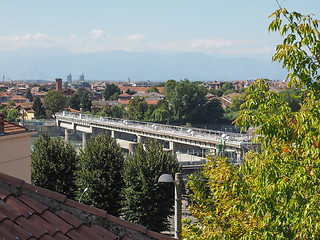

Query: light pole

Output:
[158, 173, 182, 240]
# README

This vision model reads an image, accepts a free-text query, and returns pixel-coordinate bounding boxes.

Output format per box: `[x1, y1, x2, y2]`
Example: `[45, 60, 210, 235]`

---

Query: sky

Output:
[0, 0, 319, 61]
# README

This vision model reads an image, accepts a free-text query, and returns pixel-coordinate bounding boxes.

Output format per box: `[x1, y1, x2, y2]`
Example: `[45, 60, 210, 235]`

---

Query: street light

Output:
[158, 173, 182, 240]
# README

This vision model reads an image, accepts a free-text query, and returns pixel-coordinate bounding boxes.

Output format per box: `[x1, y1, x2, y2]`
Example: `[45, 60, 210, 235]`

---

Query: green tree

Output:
[38, 85, 47, 92]
[68, 93, 81, 110]
[25, 88, 33, 102]
[127, 97, 148, 120]
[184, 7, 320, 239]
[80, 92, 92, 112]
[43, 90, 66, 117]
[31, 132, 78, 199]
[32, 96, 46, 119]
[166, 79, 207, 122]
[77, 134, 124, 216]
[121, 139, 180, 232]
[279, 88, 303, 112]
[111, 105, 126, 118]
[104, 83, 120, 100]
[7, 100, 16, 107]
[146, 86, 159, 93]
[200, 98, 224, 123]
[6, 108, 19, 122]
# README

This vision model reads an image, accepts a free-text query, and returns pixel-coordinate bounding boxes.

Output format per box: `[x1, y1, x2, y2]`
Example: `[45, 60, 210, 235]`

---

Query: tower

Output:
[55, 78, 62, 91]
[80, 74, 84, 82]
[67, 73, 72, 84]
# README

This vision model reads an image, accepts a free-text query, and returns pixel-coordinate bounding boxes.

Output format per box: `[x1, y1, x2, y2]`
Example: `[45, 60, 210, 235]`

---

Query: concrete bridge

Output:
[55, 111, 256, 165]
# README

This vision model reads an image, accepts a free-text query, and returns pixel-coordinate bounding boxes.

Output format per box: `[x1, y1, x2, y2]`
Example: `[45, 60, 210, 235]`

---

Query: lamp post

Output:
[158, 173, 182, 240]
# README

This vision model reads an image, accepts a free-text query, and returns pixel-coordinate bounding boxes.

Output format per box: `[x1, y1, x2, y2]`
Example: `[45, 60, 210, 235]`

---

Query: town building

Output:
[0, 114, 36, 183]
[67, 73, 72, 84]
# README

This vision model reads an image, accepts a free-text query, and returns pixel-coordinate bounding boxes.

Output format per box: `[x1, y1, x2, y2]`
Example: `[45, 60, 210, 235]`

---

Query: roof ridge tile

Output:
[22, 183, 67, 203]
[0, 172, 25, 188]
[106, 214, 147, 234]
[65, 198, 107, 218]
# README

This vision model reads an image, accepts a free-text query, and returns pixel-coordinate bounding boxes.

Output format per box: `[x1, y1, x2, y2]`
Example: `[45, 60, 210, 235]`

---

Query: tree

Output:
[183, 7, 320, 239]
[80, 92, 92, 112]
[77, 134, 124, 216]
[121, 139, 180, 232]
[31, 132, 78, 199]
[166, 79, 207, 122]
[43, 90, 66, 117]
[104, 83, 120, 100]
[200, 98, 224, 123]
[25, 88, 33, 102]
[6, 108, 19, 122]
[68, 93, 81, 110]
[111, 105, 126, 118]
[146, 86, 159, 93]
[32, 96, 46, 119]
[39, 85, 47, 92]
[7, 100, 16, 107]
[127, 97, 148, 120]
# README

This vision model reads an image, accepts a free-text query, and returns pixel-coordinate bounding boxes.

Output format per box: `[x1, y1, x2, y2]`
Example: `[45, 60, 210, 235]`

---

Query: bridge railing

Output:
[56, 111, 253, 143]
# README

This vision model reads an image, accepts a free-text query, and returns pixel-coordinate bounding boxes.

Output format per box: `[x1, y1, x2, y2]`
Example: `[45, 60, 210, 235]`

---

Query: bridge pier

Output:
[82, 132, 91, 150]
[65, 129, 73, 142]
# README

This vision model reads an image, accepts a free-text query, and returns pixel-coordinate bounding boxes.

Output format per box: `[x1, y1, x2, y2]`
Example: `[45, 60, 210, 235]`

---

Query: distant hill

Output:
[0, 47, 287, 81]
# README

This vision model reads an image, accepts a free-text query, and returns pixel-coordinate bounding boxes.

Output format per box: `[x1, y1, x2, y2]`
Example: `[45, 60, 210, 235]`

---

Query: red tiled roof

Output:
[0, 172, 175, 240]
[2, 120, 29, 135]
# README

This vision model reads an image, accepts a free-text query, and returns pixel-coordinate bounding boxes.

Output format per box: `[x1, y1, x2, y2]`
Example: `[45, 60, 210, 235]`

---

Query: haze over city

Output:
[0, 0, 319, 81]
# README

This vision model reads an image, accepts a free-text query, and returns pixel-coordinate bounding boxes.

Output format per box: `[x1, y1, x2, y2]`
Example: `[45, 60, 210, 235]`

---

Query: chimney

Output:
[55, 78, 62, 91]
[0, 113, 4, 134]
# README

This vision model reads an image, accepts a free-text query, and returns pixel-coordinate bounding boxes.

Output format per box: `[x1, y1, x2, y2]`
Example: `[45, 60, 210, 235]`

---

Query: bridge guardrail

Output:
[56, 111, 254, 144]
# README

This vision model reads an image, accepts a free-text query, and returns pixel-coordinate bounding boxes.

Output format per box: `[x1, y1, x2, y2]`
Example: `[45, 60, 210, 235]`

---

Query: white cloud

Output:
[190, 39, 234, 49]
[121, 34, 146, 42]
[91, 29, 104, 39]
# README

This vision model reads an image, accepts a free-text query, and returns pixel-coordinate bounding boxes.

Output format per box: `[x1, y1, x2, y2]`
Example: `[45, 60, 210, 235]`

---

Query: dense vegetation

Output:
[183, 7, 320, 239]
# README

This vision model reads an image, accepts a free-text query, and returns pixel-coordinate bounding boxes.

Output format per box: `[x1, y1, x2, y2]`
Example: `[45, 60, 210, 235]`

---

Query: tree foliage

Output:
[43, 90, 66, 117]
[166, 79, 207, 122]
[32, 96, 46, 119]
[6, 108, 19, 122]
[183, 8, 320, 240]
[127, 97, 148, 121]
[77, 134, 124, 216]
[31, 132, 78, 199]
[121, 140, 180, 232]
[104, 83, 121, 100]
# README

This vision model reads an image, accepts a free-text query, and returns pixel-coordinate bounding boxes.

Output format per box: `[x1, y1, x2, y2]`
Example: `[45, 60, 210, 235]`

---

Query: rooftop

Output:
[0, 172, 175, 240]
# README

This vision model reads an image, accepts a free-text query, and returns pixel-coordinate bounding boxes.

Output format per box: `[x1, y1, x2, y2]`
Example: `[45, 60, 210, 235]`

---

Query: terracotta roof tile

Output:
[55, 210, 84, 229]
[66, 229, 90, 240]
[0, 172, 176, 240]
[23, 182, 67, 203]
[15, 215, 49, 238]
[5, 195, 35, 218]
[0, 224, 18, 240]
[41, 210, 73, 234]
[0, 200, 20, 221]
[91, 224, 118, 240]
[0, 187, 12, 200]
[77, 225, 107, 240]
[106, 214, 147, 234]
[28, 214, 60, 236]
[51, 232, 72, 240]
[0, 172, 25, 188]
[18, 195, 48, 214]
[64, 198, 107, 218]
[0, 219, 31, 240]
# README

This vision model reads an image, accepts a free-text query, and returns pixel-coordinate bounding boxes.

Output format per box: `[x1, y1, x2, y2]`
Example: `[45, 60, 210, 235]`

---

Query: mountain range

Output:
[0, 47, 287, 82]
